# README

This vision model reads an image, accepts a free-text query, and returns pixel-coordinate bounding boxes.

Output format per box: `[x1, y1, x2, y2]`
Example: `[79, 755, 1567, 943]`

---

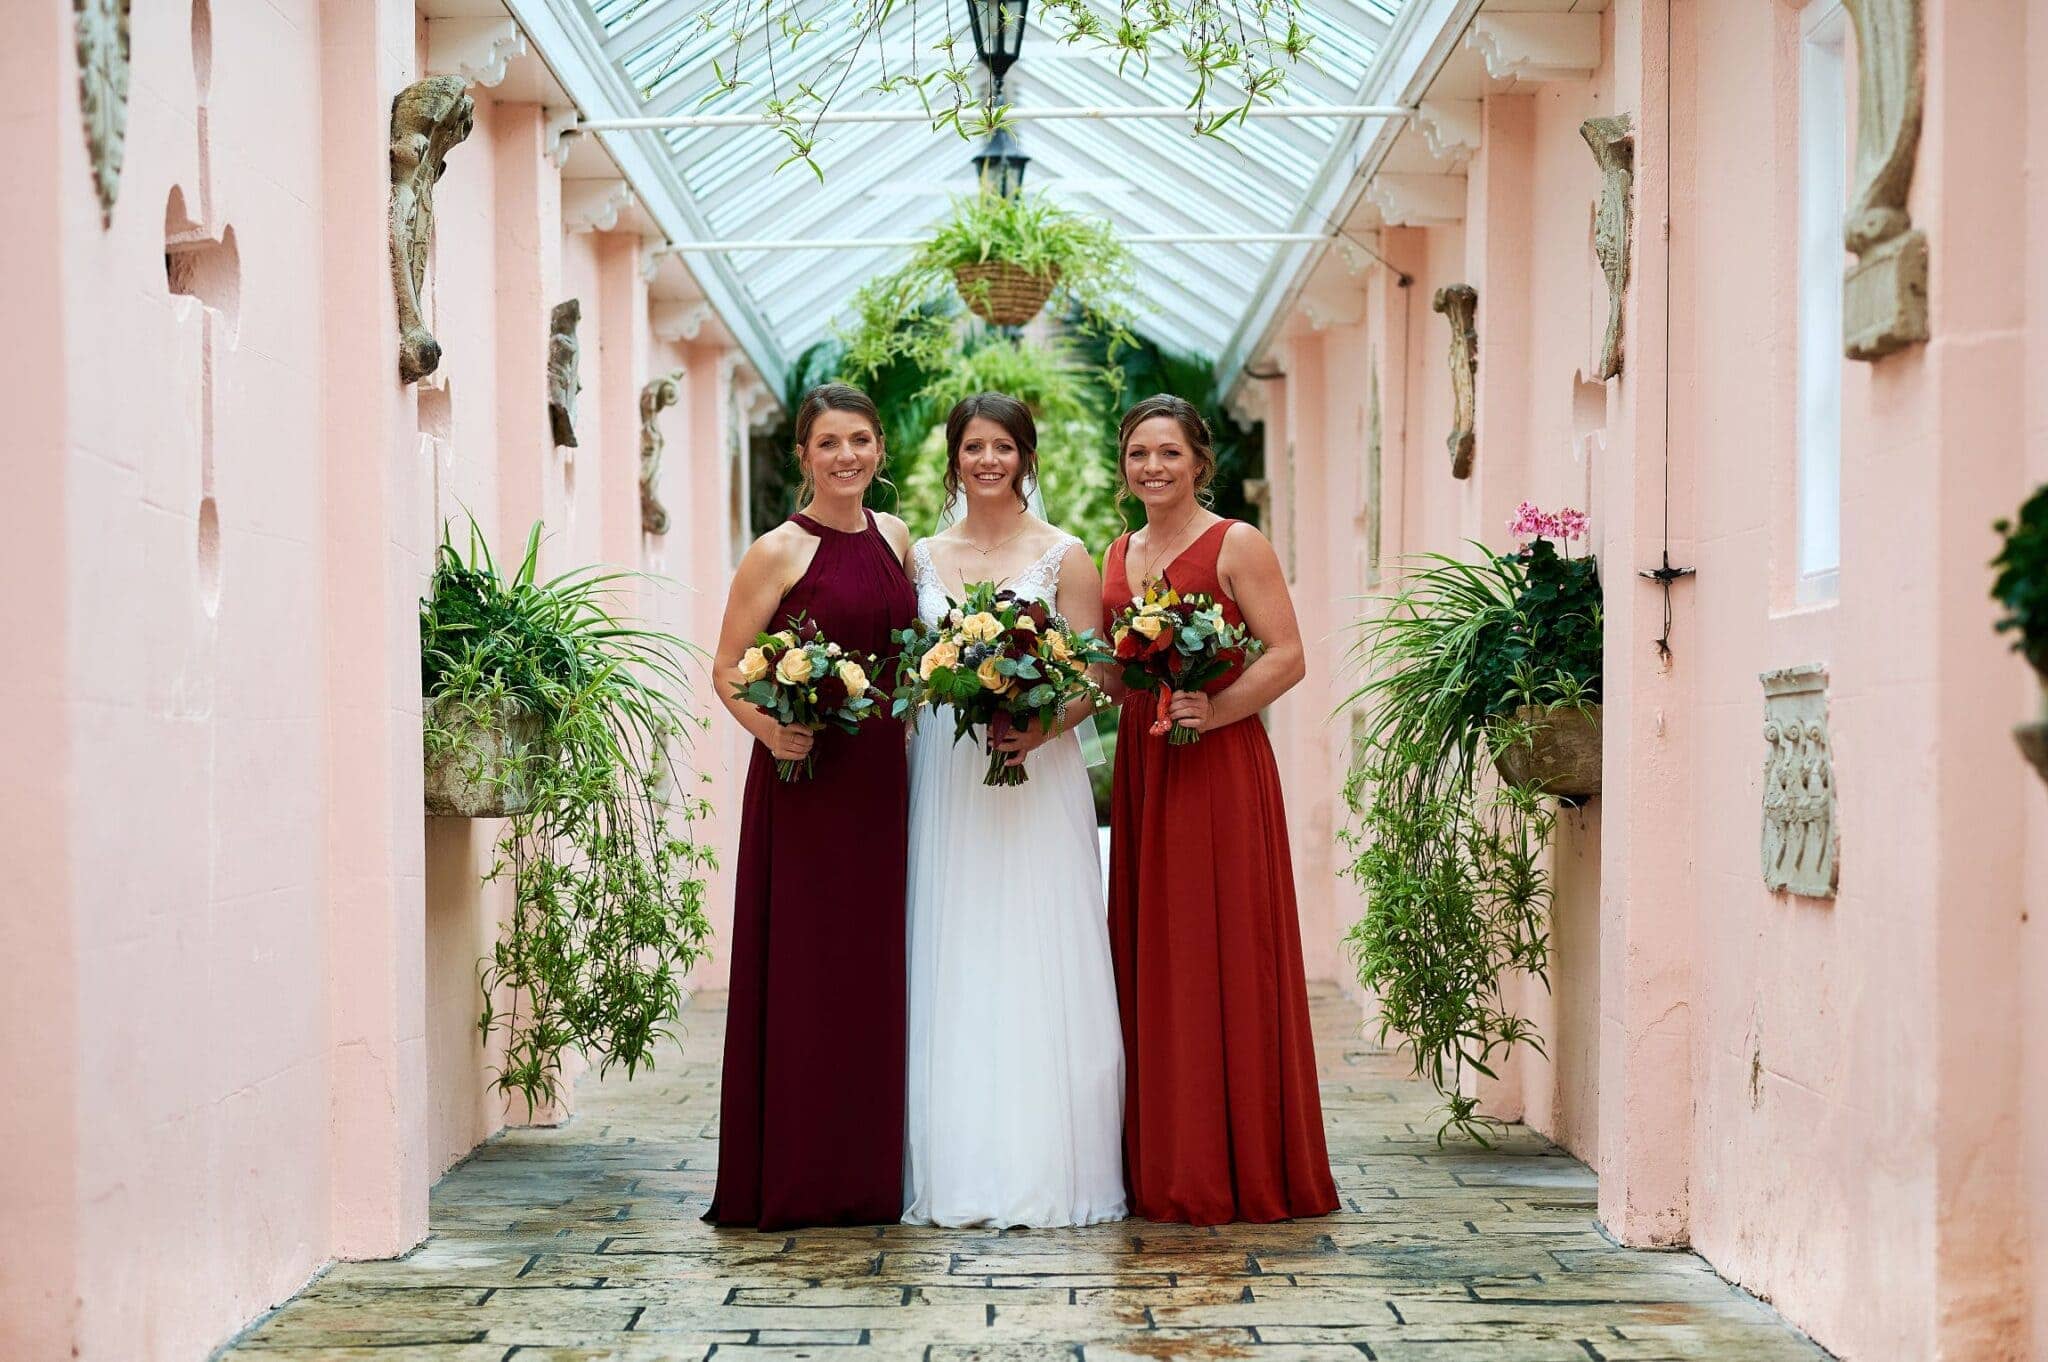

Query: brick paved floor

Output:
[226, 988, 1828, 1361]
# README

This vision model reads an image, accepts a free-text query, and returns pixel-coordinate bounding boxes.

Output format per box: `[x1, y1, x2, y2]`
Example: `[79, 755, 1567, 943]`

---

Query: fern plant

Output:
[422, 519, 716, 1113]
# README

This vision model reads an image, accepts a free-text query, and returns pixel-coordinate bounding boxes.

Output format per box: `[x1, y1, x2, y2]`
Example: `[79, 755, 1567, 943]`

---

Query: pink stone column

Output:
[319, 0, 431, 1259]
[597, 231, 650, 568]
[1917, 0, 2031, 1349]
[491, 103, 562, 548]
[0, 2, 78, 1353]
[1595, 0, 1694, 1247]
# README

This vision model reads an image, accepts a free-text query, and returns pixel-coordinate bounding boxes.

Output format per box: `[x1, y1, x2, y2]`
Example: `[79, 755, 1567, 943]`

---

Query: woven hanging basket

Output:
[1492, 702, 1603, 804]
[952, 261, 1059, 327]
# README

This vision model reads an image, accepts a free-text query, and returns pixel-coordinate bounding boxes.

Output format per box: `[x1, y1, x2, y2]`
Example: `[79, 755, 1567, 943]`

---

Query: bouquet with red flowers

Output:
[731, 614, 884, 781]
[1110, 576, 1263, 745]
[891, 581, 1113, 786]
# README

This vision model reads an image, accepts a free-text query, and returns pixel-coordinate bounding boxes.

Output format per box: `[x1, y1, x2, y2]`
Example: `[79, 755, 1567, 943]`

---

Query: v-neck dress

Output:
[1101, 519, 1339, 1225]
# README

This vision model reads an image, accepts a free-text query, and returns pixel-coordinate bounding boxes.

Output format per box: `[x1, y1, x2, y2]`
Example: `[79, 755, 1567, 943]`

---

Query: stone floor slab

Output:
[220, 987, 1828, 1361]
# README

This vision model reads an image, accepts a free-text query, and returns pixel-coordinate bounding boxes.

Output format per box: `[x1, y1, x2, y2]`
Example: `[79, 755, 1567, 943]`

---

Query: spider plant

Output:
[422, 518, 716, 1114]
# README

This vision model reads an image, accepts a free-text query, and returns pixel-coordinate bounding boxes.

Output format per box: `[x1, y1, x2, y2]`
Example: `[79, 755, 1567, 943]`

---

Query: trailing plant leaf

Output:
[423, 517, 717, 1114]
[662, 0, 1317, 177]
[1339, 534, 1603, 1141]
[1993, 484, 2048, 677]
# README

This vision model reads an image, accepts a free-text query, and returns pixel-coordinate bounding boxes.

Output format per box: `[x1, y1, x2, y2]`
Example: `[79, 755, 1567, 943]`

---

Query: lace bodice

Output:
[913, 534, 1081, 625]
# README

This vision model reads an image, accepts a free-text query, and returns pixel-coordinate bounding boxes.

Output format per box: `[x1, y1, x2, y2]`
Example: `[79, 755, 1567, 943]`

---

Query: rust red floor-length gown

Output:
[707, 509, 916, 1229]
[1103, 519, 1340, 1225]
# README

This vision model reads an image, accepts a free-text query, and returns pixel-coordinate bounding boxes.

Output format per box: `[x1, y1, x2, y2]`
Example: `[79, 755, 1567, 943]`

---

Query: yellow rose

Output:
[836, 659, 869, 698]
[960, 612, 1003, 643]
[919, 639, 960, 678]
[1131, 613, 1165, 640]
[771, 630, 797, 647]
[1112, 626, 1130, 649]
[776, 648, 814, 684]
[976, 657, 1006, 690]
[738, 647, 770, 683]
[1045, 631, 1073, 663]
[1017, 615, 1040, 633]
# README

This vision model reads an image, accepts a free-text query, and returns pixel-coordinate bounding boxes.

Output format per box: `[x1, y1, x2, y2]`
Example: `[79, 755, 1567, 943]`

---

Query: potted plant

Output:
[1338, 503, 1601, 1141]
[840, 191, 1136, 382]
[421, 519, 715, 1111]
[1488, 504, 1603, 802]
[1993, 485, 2048, 781]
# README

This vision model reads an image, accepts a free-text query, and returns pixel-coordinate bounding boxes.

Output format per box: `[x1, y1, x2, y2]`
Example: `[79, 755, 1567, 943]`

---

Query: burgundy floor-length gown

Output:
[707, 509, 916, 1229]
[1104, 519, 1340, 1225]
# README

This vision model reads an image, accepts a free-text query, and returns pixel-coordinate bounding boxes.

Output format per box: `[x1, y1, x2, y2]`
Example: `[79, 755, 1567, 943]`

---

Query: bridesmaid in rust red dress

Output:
[1102, 394, 1339, 1225]
[706, 384, 916, 1229]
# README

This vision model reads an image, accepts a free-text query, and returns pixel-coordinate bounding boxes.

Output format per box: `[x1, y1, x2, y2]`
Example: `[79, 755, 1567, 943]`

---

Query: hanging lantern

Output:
[970, 124, 1031, 199]
[967, 0, 1028, 86]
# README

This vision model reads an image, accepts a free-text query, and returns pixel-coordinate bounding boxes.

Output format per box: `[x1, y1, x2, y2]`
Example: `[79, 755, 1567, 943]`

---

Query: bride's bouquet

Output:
[1111, 576, 1263, 746]
[891, 582, 1113, 787]
[733, 615, 884, 781]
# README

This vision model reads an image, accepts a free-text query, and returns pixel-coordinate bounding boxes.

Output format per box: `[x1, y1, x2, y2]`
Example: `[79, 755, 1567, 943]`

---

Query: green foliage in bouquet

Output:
[1994, 484, 2048, 678]
[892, 580, 1113, 786]
[1339, 529, 1603, 1142]
[422, 519, 715, 1114]
[731, 615, 886, 781]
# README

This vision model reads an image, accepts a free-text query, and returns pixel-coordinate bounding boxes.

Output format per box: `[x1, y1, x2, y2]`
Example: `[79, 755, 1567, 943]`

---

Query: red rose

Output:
[813, 674, 849, 710]
[1020, 601, 1052, 632]
[1114, 629, 1144, 662]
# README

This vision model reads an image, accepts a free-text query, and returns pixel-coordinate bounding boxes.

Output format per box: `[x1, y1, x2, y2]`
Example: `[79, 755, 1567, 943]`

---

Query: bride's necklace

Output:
[1134, 507, 1206, 587]
[960, 517, 1032, 559]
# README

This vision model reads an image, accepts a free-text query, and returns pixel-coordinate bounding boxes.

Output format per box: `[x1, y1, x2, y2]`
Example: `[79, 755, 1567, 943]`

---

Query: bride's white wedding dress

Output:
[902, 533, 1127, 1228]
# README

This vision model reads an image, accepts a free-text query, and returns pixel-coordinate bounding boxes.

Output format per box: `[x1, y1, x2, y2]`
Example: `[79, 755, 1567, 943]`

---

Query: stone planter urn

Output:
[424, 694, 544, 818]
[952, 261, 1058, 327]
[2015, 678, 2048, 787]
[1493, 703, 1603, 804]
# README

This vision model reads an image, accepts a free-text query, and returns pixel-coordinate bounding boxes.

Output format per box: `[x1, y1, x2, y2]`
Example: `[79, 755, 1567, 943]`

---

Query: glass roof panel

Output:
[564, 1, 1408, 368]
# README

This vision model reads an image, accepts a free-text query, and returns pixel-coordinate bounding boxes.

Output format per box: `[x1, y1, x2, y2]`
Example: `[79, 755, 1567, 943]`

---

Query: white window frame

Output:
[1796, 0, 1848, 604]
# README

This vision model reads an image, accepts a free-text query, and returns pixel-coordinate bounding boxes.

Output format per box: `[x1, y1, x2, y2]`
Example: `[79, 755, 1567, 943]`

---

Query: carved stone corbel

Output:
[1365, 173, 1466, 228]
[1467, 13, 1601, 84]
[1432, 284, 1478, 479]
[426, 17, 526, 88]
[1415, 99, 1481, 166]
[639, 369, 684, 535]
[1581, 114, 1635, 380]
[652, 299, 713, 344]
[390, 76, 475, 384]
[547, 299, 582, 447]
[1841, 0, 1928, 360]
[75, 0, 132, 226]
[564, 178, 633, 234]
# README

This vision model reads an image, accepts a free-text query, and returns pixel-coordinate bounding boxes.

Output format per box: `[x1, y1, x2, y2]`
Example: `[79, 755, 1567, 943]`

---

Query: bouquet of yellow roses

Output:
[1110, 576, 1263, 746]
[891, 582, 1113, 787]
[733, 614, 883, 781]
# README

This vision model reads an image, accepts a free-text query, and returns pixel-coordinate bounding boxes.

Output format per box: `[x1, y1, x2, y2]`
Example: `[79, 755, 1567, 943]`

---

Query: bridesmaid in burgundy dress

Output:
[706, 383, 916, 1229]
[1102, 394, 1339, 1225]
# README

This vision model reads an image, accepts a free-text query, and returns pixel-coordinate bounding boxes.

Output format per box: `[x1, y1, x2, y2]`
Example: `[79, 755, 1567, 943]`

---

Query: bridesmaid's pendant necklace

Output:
[1136, 507, 1205, 589]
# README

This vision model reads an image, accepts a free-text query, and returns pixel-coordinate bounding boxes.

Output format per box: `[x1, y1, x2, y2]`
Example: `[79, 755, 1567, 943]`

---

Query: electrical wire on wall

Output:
[1637, 0, 1694, 660]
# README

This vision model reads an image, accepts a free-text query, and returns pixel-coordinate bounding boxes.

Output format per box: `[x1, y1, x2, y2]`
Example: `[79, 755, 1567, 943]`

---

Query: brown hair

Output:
[943, 392, 1040, 511]
[1117, 393, 1218, 507]
[792, 382, 885, 504]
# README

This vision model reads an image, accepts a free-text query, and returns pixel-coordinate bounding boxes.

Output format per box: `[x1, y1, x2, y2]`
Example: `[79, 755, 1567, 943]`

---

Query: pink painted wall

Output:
[1280, 0, 2040, 1357]
[1, 2, 750, 1356]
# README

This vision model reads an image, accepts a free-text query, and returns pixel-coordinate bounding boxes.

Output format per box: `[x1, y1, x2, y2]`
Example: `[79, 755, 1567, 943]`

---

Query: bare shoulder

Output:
[1217, 519, 1283, 577]
[874, 510, 912, 557]
[737, 521, 810, 587]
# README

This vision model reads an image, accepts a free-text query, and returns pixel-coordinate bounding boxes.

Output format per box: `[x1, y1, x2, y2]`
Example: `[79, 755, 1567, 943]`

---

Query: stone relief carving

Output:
[639, 369, 684, 535]
[76, 0, 132, 226]
[547, 299, 583, 447]
[1432, 284, 1478, 479]
[1760, 665, 1838, 898]
[390, 76, 475, 385]
[1581, 114, 1635, 381]
[1841, 0, 1928, 360]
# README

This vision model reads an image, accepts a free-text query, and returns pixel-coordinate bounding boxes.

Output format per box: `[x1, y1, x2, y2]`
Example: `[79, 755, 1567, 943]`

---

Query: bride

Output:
[902, 392, 1127, 1228]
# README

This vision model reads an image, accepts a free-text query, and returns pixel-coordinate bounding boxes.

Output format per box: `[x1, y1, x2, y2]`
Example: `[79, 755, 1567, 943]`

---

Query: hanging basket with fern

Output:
[952, 260, 1060, 327]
